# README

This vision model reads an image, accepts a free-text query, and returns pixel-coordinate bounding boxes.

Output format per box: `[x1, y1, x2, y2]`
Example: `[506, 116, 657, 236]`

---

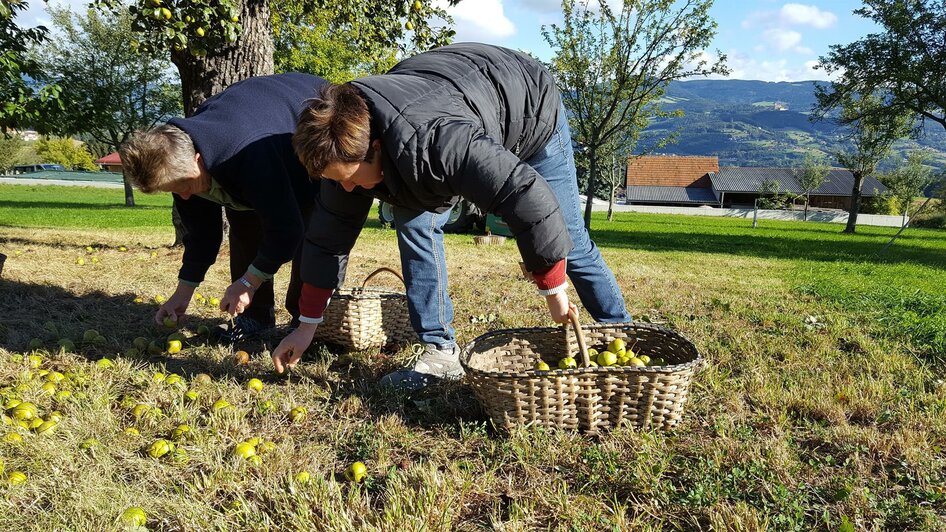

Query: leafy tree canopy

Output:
[0, 0, 61, 131]
[816, 0, 946, 131]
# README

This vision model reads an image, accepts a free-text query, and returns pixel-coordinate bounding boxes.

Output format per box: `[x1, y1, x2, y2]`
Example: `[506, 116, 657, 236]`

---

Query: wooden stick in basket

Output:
[360, 267, 406, 289]
[567, 309, 592, 367]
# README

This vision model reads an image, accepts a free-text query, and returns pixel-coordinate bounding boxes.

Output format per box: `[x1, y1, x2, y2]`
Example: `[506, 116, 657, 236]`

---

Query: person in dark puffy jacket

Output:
[274, 43, 630, 390]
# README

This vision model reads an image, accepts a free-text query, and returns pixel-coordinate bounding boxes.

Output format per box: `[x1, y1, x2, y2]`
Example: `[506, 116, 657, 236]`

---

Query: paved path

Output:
[0, 177, 124, 189]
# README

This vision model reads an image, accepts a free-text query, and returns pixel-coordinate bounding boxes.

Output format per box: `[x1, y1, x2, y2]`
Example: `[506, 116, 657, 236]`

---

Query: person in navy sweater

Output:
[120, 73, 327, 339]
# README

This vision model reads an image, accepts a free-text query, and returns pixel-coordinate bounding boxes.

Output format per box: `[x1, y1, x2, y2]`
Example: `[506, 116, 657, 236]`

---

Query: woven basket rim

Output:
[333, 287, 405, 298]
[460, 321, 702, 379]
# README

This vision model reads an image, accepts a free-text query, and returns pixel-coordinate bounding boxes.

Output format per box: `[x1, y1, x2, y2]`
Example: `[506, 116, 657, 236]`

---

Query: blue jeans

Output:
[394, 102, 630, 347]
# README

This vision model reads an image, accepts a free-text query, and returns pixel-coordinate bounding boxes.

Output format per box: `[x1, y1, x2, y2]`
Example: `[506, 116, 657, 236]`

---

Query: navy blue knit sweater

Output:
[168, 73, 326, 283]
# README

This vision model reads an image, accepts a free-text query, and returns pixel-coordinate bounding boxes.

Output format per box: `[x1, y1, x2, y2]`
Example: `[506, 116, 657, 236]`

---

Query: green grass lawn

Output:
[0, 186, 944, 529]
[0, 184, 173, 229]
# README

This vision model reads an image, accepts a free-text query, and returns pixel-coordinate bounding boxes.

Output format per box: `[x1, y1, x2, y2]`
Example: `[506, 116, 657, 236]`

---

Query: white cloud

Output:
[743, 3, 838, 30]
[762, 28, 802, 51]
[779, 3, 837, 29]
[701, 50, 834, 82]
[436, 0, 516, 41]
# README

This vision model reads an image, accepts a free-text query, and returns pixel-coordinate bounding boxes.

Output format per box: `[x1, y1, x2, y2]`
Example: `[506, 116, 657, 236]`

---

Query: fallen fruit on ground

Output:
[7, 471, 27, 485]
[289, 406, 307, 423]
[233, 351, 250, 365]
[11, 402, 37, 421]
[79, 438, 99, 450]
[58, 339, 76, 352]
[147, 439, 174, 459]
[133, 337, 148, 350]
[36, 420, 56, 434]
[184, 390, 199, 402]
[233, 442, 256, 459]
[167, 340, 182, 354]
[163, 317, 177, 330]
[345, 461, 367, 483]
[295, 471, 311, 484]
[96, 358, 114, 368]
[171, 424, 191, 441]
[247, 378, 263, 392]
[121, 507, 147, 526]
[212, 399, 231, 411]
[197, 325, 210, 336]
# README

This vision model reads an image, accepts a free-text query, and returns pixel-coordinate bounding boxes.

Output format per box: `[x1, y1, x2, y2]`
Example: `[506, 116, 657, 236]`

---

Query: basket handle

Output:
[567, 309, 591, 367]
[360, 267, 406, 289]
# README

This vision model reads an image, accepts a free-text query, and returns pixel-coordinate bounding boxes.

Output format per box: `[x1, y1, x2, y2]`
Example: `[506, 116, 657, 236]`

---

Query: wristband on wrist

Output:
[237, 277, 256, 291]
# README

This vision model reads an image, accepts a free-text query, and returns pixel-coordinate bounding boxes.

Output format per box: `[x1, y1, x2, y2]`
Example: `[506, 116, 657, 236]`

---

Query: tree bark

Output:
[583, 151, 598, 230]
[167, 0, 275, 245]
[122, 172, 136, 207]
[803, 193, 809, 221]
[844, 170, 864, 234]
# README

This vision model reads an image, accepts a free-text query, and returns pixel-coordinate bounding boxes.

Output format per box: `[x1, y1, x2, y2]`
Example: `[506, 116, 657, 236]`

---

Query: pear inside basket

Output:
[460, 318, 702, 433]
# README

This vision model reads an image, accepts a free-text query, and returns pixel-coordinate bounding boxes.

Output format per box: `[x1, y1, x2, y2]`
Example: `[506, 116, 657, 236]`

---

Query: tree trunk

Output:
[122, 172, 136, 207]
[844, 170, 864, 234]
[583, 152, 598, 230]
[168, 0, 274, 245]
[803, 192, 809, 221]
[607, 155, 614, 222]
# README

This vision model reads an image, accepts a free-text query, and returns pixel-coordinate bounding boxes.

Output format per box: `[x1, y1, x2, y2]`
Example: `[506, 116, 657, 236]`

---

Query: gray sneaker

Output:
[379, 343, 464, 392]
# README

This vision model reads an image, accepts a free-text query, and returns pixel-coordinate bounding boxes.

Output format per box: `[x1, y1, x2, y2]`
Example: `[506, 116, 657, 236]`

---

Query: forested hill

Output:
[637, 79, 946, 170]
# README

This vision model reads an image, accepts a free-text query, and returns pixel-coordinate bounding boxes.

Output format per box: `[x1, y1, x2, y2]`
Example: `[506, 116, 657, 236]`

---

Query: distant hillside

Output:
[636, 79, 946, 171]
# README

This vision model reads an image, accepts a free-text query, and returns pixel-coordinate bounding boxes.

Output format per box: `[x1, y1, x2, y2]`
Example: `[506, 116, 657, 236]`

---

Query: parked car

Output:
[12, 164, 66, 174]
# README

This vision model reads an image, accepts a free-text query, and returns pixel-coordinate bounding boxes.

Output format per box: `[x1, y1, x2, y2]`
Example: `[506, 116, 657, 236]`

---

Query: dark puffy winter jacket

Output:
[302, 43, 572, 289]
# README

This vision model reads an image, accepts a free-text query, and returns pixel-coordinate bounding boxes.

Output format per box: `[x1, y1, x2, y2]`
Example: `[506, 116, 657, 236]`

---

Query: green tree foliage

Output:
[35, 137, 98, 171]
[543, 0, 727, 229]
[831, 93, 912, 233]
[816, 0, 946, 132]
[34, 6, 181, 206]
[879, 150, 936, 224]
[0, 134, 27, 172]
[271, 3, 398, 82]
[794, 153, 830, 220]
[0, 1, 61, 131]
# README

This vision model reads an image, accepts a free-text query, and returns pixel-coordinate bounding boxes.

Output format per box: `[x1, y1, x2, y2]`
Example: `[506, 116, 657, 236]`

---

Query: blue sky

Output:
[436, 0, 880, 81]
[22, 0, 879, 82]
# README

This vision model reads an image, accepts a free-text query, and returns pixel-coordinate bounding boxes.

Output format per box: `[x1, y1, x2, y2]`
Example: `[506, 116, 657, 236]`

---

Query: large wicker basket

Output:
[312, 267, 416, 351]
[461, 312, 702, 433]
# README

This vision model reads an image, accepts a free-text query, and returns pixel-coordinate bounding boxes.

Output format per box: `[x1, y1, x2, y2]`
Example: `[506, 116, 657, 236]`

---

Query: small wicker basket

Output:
[461, 312, 702, 433]
[473, 234, 506, 246]
[312, 267, 416, 351]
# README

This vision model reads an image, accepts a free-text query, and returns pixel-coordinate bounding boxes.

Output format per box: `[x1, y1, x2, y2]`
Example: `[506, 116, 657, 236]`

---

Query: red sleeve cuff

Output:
[531, 259, 566, 290]
[299, 283, 334, 319]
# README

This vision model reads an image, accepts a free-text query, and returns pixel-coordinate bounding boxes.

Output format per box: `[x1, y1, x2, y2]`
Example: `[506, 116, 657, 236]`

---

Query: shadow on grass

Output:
[589, 223, 946, 269]
[0, 278, 488, 429]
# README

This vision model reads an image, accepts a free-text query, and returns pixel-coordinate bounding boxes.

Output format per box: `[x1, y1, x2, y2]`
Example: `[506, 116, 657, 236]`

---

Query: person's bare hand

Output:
[272, 323, 317, 374]
[155, 283, 195, 325]
[545, 291, 577, 324]
[220, 280, 253, 317]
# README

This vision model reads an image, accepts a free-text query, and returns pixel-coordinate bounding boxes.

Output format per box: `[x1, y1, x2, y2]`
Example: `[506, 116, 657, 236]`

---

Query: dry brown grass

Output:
[0, 218, 944, 530]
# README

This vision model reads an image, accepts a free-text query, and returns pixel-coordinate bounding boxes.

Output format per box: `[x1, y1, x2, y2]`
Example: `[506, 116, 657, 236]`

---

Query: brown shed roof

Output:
[626, 155, 719, 188]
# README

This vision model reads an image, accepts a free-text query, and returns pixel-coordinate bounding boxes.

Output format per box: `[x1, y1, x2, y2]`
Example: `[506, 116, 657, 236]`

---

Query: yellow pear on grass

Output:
[121, 507, 146, 527]
[289, 406, 307, 423]
[345, 461, 367, 483]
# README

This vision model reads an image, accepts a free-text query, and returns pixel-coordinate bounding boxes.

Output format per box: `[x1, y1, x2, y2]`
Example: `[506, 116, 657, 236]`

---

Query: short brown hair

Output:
[120, 124, 196, 193]
[293, 83, 372, 177]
